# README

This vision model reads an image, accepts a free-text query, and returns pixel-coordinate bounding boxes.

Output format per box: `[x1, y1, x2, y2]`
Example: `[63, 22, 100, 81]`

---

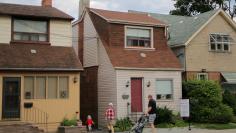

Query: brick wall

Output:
[185, 71, 222, 82]
[78, 19, 84, 65]
[80, 66, 98, 126]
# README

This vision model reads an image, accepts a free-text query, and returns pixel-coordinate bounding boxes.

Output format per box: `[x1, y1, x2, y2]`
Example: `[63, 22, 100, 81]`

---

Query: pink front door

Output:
[131, 78, 143, 112]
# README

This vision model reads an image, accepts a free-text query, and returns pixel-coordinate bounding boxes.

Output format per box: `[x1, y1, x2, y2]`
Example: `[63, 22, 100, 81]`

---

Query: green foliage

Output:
[114, 117, 133, 132]
[170, 0, 226, 16]
[183, 80, 234, 124]
[61, 117, 77, 126]
[155, 107, 175, 124]
[223, 90, 236, 115]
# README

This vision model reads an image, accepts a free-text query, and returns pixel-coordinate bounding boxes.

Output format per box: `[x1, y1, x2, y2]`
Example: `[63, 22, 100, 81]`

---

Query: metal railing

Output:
[23, 107, 49, 133]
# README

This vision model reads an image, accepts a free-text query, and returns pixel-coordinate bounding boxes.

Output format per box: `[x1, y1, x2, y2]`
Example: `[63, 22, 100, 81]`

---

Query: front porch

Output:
[0, 73, 81, 132]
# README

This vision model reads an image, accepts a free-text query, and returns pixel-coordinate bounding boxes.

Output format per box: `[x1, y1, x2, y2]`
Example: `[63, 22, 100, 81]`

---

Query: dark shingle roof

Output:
[0, 44, 83, 71]
[90, 8, 166, 26]
[0, 3, 74, 20]
[150, 9, 219, 47]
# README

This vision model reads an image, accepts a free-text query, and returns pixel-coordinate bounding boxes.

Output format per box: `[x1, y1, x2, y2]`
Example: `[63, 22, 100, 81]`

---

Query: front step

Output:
[0, 121, 44, 133]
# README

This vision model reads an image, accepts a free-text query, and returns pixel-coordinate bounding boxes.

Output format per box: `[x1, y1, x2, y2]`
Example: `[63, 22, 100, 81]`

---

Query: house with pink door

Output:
[73, 0, 182, 127]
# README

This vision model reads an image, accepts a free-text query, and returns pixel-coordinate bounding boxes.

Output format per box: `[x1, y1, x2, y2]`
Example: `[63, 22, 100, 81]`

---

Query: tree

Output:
[170, 0, 236, 19]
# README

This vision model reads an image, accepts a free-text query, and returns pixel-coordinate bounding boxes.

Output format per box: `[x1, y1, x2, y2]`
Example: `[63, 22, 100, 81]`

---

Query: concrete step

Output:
[0, 121, 44, 133]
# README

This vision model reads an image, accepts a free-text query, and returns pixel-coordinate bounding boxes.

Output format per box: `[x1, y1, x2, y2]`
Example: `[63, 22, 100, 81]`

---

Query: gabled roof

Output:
[0, 3, 74, 20]
[88, 9, 182, 70]
[0, 44, 83, 71]
[150, 9, 231, 47]
[89, 8, 166, 27]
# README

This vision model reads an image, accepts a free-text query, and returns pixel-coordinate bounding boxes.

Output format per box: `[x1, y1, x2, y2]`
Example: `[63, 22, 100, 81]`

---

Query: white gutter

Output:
[114, 67, 184, 71]
[0, 68, 84, 71]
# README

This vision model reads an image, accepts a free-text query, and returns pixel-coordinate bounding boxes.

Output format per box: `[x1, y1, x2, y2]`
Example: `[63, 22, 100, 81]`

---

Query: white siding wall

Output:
[50, 20, 72, 47]
[0, 16, 11, 44]
[97, 39, 117, 127]
[116, 70, 182, 118]
[83, 13, 98, 67]
[72, 24, 78, 55]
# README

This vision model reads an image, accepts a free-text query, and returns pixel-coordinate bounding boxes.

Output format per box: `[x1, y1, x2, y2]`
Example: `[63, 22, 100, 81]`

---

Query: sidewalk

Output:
[143, 127, 236, 133]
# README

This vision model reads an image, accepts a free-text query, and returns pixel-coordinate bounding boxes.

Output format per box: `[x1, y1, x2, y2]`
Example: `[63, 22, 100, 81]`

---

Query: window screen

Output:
[48, 77, 58, 99]
[59, 77, 69, 99]
[36, 77, 46, 99]
[156, 80, 173, 100]
[24, 76, 34, 99]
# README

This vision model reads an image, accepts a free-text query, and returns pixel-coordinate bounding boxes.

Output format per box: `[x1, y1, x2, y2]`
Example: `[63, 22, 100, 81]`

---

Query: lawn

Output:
[193, 123, 236, 130]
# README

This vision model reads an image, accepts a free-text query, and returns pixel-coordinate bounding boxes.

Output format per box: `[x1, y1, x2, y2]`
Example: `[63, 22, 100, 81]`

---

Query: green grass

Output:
[156, 120, 189, 128]
[193, 123, 236, 130]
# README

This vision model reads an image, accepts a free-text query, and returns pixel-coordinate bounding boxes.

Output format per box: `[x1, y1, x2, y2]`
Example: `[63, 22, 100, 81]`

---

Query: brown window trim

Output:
[11, 17, 50, 44]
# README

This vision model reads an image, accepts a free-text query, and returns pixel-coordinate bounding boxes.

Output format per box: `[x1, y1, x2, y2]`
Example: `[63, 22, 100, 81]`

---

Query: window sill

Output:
[10, 41, 51, 45]
[156, 99, 174, 102]
[209, 50, 231, 53]
[125, 47, 156, 51]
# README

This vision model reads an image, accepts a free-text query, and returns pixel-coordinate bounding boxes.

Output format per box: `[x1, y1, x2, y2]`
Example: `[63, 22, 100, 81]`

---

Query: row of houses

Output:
[0, 0, 236, 131]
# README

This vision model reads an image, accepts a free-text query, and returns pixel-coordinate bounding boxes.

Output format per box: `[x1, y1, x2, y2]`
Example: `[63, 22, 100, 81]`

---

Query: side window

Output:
[59, 77, 69, 99]
[155, 80, 173, 100]
[197, 73, 208, 80]
[210, 34, 230, 52]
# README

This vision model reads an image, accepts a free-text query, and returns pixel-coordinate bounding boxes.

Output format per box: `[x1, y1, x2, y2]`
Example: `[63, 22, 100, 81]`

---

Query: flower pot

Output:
[58, 126, 87, 133]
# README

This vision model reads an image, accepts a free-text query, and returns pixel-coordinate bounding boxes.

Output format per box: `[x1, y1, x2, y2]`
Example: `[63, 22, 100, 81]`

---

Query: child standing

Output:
[86, 115, 94, 132]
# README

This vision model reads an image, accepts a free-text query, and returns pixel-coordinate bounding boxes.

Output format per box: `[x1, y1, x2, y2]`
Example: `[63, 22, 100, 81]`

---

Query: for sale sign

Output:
[180, 99, 190, 117]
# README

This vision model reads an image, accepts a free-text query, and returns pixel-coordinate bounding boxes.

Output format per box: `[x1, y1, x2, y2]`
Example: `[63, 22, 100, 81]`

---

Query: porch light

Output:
[126, 81, 130, 87]
[147, 81, 151, 87]
[74, 76, 78, 83]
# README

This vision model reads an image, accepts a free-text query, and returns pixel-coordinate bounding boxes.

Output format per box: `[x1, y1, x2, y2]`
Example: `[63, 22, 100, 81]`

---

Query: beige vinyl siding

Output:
[97, 39, 117, 127]
[72, 24, 79, 55]
[116, 70, 182, 118]
[0, 73, 80, 132]
[186, 14, 236, 72]
[0, 16, 11, 44]
[50, 20, 72, 47]
[83, 12, 98, 67]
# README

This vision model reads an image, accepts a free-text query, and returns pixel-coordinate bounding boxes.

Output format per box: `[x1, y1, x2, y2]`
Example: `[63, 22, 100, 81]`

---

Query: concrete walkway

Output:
[143, 127, 236, 133]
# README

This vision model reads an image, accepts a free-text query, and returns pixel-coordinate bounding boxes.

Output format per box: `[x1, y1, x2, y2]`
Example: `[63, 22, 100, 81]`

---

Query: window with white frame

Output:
[13, 19, 48, 42]
[24, 76, 69, 99]
[125, 27, 152, 48]
[155, 80, 173, 100]
[210, 34, 230, 52]
[197, 73, 208, 80]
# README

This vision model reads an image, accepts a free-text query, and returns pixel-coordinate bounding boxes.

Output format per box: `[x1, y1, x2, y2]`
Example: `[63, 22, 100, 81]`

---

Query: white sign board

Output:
[180, 99, 190, 117]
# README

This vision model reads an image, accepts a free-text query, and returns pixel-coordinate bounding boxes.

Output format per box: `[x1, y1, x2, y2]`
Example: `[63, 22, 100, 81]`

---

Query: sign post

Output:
[180, 99, 191, 130]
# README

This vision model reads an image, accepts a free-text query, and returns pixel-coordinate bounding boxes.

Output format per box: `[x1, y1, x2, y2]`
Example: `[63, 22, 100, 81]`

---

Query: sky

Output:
[0, 0, 175, 19]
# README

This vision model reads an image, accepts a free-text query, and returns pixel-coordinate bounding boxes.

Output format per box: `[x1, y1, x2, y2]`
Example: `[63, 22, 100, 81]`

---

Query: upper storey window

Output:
[13, 18, 49, 43]
[125, 26, 153, 49]
[210, 34, 230, 52]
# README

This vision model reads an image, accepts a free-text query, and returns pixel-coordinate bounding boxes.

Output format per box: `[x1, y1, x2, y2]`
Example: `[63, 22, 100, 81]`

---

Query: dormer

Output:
[0, 0, 74, 47]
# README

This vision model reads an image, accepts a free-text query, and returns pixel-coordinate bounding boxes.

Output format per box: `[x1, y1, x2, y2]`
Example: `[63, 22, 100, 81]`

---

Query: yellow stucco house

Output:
[150, 9, 236, 92]
[0, 0, 83, 132]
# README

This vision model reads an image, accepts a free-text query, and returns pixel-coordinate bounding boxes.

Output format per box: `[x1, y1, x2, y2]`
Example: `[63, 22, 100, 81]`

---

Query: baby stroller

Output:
[130, 115, 149, 133]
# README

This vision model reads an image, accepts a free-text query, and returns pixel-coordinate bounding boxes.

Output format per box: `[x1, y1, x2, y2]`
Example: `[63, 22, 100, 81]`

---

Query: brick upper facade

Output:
[88, 8, 182, 69]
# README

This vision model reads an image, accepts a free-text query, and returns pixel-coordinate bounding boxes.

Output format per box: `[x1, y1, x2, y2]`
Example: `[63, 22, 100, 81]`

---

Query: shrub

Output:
[183, 80, 234, 124]
[155, 106, 174, 124]
[114, 117, 133, 131]
[61, 117, 77, 126]
[223, 90, 236, 115]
